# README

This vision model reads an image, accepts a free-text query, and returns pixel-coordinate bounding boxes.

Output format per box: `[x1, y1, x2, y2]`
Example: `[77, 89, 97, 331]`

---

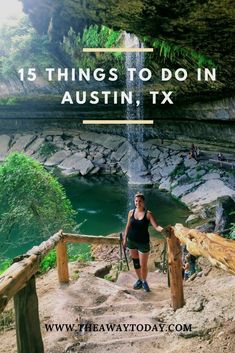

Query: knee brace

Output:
[133, 258, 141, 269]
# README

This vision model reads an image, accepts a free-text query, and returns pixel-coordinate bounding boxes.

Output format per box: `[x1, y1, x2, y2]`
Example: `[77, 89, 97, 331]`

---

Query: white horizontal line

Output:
[83, 120, 154, 125]
[83, 48, 153, 53]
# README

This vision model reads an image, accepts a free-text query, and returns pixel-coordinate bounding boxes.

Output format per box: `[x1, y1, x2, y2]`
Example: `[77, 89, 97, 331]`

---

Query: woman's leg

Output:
[139, 251, 149, 281]
[130, 249, 141, 279]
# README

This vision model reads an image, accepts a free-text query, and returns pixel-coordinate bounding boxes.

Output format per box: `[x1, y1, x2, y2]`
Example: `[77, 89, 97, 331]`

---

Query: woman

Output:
[123, 192, 164, 292]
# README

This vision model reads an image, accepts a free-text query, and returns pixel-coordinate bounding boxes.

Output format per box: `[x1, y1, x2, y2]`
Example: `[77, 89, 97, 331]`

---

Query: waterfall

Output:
[124, 32, 144, 148]
[123, 32, 150, 208]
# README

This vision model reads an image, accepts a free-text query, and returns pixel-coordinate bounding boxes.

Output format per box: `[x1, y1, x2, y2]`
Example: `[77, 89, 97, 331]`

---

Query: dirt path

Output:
[1, 262, 235, 353]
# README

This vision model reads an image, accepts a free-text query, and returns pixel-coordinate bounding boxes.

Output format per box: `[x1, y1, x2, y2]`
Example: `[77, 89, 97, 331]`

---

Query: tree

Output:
[0, 152, 76, 260]
[0, 17, 57, 80]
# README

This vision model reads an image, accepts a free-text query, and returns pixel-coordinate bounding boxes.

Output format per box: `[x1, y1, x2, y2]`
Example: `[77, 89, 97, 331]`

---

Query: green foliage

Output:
[170, 163, 186, 179]
[142, 36, 217, 74]
[39, 250, 57, 272]
[104, 261, 129, 282]
[0, 97, 17, 105]
[0, 152, 76, 260]
[228, 212, 235, 240]
[0, 308, 14, 332]
[0, 259, 12, 275]
[38, 142, 58, 158]
[61, 25, 124, 72]
[39, 244, 91, 273]
[67, 243, 92, 262]
[0, 17, 57, 80]
[228, 227, 235, 240]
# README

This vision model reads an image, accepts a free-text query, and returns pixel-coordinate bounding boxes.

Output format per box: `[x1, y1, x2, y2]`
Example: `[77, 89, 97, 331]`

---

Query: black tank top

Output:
[127, 209, 150, 244]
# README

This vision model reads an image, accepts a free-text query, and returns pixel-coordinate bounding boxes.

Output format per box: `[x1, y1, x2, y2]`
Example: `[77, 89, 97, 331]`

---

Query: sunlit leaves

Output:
[0, 153, 76, 259]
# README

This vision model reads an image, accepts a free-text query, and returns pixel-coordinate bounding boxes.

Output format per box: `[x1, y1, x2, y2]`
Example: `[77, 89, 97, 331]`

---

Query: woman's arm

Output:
[148, 211, 164, 233]
[123, 210, 132, 247]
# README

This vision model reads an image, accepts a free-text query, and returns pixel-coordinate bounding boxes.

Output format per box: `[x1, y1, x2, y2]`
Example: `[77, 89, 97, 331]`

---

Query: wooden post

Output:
[166, 227, 184, 310]
[56, 240, 69, 284]
[14, 276, 44, 353]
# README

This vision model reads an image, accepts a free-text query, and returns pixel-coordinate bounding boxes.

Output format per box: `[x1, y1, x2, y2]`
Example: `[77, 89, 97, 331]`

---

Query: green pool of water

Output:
[61, 175, 189, 235]
[1, 175, 189, 263]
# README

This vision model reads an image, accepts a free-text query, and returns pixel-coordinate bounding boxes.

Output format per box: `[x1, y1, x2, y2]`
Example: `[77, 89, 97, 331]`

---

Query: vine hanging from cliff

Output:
[61, 25, 125, 76]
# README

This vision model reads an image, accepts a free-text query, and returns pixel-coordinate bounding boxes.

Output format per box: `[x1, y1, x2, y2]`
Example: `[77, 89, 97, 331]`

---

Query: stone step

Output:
[78, 299, 167, 317]
[75, 312, 168, 343]
[65, 333, 169, 353]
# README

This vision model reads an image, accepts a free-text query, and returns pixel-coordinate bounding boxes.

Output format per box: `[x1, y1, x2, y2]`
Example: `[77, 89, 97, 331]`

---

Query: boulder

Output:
[159, 178, 171, 191]
[142, 147, 161, 159]
[187, 168, 206, 179]
[184, 157, 198, 168]
[214, 196, 235, 234]
[53, 136, 65, 148]
[159, 151, 169, 161]
[151, 166, 162, 182]
[72, 136, 89, 150]
[150, 157, 160, 166]
[58, 152, 87, 169]
[181, 179, 235, 211]
[202, 172, 220, 181]
[94, 158, 106, 165]
[45, 135, 53, 142]
[44, 150, 71, 166]
[112, 141, 129, 161]
[102, 148, 111, 157]
[25, 137, 45, 155]
[89, 144, 97, 152]
[60, 169, 80, 177]
[142, 139, 159, 149]
[175, 174, 189, 184]
[89, 166, 100, 175]
[79, 131, 125, 150]
[92, 152, 104, 160]
[78, 157, 94, 175]
[9, 134, 36, 153]
[157, 160, 167, 169]
[118, 143, 150, 184]
[159, 164, 177, 178]
[171, 181, 201, 198]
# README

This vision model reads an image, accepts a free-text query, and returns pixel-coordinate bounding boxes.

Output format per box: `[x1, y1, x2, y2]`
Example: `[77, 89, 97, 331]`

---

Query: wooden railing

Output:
[0, 231, 119, 353]
[0, 226, 234, 353]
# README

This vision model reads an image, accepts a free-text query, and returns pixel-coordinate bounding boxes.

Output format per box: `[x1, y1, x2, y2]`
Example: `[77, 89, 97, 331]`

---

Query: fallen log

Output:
[173, 224, 235, 275]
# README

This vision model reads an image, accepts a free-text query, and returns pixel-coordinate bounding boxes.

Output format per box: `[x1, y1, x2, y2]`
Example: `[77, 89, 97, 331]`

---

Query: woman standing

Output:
[123, 192, 164, 292]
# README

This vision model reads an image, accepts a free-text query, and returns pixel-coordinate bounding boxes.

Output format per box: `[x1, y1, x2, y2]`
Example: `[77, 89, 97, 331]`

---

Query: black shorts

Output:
[127, 239, 150, 253]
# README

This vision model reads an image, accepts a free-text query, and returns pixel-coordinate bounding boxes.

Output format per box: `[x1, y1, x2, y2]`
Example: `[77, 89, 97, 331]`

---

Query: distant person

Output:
[189, 143, 198, 161]
[195, 147, 200, 159]
[184, 254, 191, 280]
[123, 192, 165, 292]
[189, 254, 197, 275]
[217, 152, 225, 161]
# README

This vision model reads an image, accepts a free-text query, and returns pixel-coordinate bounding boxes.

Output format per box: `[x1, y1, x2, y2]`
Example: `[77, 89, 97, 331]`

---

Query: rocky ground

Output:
[0, 257, 234, 353]
[0, 130, 235, 232]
